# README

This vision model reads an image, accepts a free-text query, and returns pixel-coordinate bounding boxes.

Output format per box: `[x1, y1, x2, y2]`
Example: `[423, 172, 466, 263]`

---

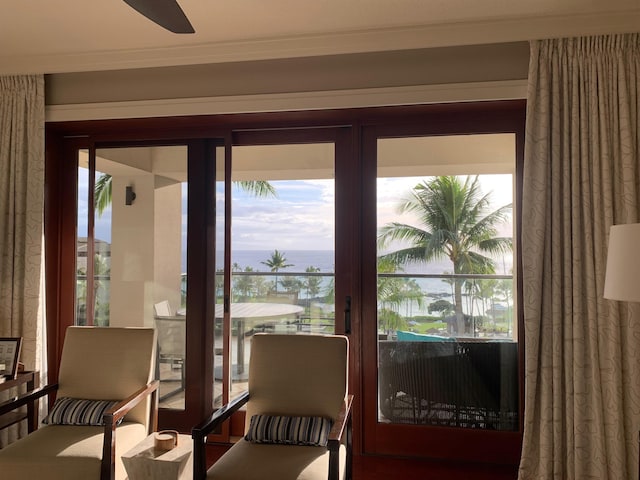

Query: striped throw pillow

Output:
[43, 397, 120, 426]
[245, 415, 333, 447]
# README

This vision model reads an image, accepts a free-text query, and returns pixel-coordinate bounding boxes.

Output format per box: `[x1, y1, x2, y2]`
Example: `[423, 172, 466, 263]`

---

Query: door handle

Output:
[224, 295, 230, 314]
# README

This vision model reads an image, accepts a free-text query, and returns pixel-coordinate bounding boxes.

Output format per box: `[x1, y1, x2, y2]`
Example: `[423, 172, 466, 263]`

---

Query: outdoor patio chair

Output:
[154, 301, 186, 400]
[192, 333, 353, 480]
[0, 326, 159, 480]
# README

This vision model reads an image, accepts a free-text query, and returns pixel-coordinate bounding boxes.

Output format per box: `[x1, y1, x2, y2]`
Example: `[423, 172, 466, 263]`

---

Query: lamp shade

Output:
[604, 223, 640, 302]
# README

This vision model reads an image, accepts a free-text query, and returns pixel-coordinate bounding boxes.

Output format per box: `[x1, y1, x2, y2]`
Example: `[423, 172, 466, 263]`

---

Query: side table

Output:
[0, 370, 39, 433]
[122, 432, 193, 480]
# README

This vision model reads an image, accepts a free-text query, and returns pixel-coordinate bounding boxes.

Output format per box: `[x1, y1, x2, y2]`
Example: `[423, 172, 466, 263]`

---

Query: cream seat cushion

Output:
[0, 421, 146, 480]
[207, 438, 346, 480]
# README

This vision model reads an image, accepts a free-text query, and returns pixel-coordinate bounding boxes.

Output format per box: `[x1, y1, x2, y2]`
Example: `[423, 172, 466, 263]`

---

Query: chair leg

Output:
[328, 447, 339, 480]
[345, 414, 353, 480]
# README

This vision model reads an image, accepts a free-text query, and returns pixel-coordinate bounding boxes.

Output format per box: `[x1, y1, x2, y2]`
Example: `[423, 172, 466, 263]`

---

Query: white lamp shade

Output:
[604, 223, 640, 302]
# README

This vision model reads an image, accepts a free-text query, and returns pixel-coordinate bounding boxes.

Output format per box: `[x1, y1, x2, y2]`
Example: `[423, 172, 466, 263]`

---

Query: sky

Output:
[83, 172, 514, 260]
[228, 174, 513, 251]
[225, 179, 335, 251]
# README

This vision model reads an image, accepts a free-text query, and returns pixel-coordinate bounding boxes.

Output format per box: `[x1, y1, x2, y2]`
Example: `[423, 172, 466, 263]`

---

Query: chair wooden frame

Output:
[192, 392, 354, 480]
[0, 379, 159, 480]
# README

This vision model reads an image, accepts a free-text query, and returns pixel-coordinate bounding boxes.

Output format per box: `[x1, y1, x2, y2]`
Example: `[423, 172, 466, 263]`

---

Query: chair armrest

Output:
[101, 380, 159, 480]
[327, 394, 353, 446]
[192, 390, 249, 480]
[327, 394, 354, 480]
[103, 380, 159, 427]
[0, 383, 58, 416]
[192, 390, 249, 440]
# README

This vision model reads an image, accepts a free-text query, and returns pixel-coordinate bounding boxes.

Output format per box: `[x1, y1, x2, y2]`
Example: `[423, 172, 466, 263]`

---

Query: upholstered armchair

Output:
[0, 326, 159, 480]
[192, 333, 353, 480]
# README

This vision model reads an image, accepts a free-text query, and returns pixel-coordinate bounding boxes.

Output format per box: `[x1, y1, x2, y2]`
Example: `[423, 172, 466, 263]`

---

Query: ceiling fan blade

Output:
[123, 0, 195, 34]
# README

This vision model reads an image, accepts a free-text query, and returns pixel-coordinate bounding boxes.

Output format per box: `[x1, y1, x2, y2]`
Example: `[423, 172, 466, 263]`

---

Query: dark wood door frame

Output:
[359, 103, 526, 465]
[44, 100, 525, 462]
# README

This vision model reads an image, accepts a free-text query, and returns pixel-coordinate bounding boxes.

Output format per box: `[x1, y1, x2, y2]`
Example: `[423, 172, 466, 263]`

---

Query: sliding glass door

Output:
[362, 113, 524, 464]
[68, 129, 354, 435]
[209, 128, 354, 439]
[49, 100, 524, 458]
[72, 141, 219, 430]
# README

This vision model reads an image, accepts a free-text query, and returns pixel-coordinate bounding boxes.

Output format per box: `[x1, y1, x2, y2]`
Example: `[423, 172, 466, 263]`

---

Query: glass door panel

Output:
[376, 134, 518, 431]
[364, 130, 522, 462]
[75, 149, 114, 327]
[75, 150, 90, 326]
[76, 146, 188, 410]
[224, 142, 336, 401]
[214, 145, 226, 409]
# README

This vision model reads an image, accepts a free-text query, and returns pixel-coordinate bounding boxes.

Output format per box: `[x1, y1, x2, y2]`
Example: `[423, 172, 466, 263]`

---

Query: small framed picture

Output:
[0, 338, 22, 379]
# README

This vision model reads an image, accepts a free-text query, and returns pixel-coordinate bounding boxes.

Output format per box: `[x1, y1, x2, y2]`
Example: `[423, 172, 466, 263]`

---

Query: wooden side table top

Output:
[122, 433, 193, 480]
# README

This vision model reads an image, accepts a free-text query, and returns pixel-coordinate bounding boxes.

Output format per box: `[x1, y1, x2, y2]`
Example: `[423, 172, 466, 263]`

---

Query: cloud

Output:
[216, 179, 335, 251]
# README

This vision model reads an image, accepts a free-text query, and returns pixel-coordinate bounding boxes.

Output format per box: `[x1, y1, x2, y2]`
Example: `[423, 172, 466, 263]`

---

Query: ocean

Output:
[223, 250, 512, 276]
[216, 250, 513, 319]
[221, 250, 513, 313]
[224, 250, 336, 273]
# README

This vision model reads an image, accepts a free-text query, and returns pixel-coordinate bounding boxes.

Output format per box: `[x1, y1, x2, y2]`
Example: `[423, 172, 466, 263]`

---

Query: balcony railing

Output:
[78, 270, 519, 428]
[77, 271, 514, 339]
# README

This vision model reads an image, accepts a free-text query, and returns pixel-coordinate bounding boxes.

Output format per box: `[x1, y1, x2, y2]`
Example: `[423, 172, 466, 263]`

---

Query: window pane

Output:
[376, 134, 518, 431]
[92, 146, 188, 410]
[94, 165, 112, 327]
[214, 145, 225, 409]
[75, 151, 89, 326]
[226, 143, 336, 399]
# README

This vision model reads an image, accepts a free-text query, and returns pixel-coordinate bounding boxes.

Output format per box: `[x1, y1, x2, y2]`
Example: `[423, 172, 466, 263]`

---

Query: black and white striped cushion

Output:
[245, 415, 332, 446]
[43, 397, 119, 426]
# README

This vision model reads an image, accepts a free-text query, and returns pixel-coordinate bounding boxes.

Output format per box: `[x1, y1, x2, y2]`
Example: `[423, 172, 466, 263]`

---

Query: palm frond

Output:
[235, 180, 277, 198]
[94, 174, 112, 217]
[378, 175, 512, 278]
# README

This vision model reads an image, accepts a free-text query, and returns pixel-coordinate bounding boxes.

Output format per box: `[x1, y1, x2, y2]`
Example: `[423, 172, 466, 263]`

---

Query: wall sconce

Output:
[125, 185, 136, 206]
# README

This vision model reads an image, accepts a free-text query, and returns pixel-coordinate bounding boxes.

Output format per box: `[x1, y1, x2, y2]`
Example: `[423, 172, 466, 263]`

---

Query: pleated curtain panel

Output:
[520, 34, 640, 479]
[0, 75, 46, 448]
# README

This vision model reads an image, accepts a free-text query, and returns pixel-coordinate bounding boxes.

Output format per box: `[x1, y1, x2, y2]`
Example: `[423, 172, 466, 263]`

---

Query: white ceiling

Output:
[2, 0, 640, 75]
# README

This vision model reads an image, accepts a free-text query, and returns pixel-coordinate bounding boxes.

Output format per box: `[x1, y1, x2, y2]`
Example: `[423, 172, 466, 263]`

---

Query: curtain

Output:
[0, 75, 45, 447]
[520, 35, 640, 479]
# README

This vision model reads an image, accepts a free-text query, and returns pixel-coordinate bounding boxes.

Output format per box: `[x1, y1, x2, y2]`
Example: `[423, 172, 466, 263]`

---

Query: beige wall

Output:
[101, 146, 186, 327]
[45, 43, 529, 107]
[110, 175, 156, 328]
[153, 183, 183, 311]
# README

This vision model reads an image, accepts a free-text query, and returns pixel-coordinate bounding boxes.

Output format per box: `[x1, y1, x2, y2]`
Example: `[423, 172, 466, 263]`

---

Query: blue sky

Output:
[84, 173, 513, 258]
[225, 179, 335, 251]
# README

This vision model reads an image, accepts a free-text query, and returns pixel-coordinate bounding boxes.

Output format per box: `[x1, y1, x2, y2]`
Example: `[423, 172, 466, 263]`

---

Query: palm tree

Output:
[234, 180, 277, 198]
[93, 254, 111, 327]
[468, 278, 498, 327]
[428, 299, 454, 317]
[377, 257, 413, 334]
[95, 174, 112, 216]
[76, 253, 111, 327]
[304, 266, 322, 311]
[261, 249, 293, 294]
[94, 175, 276, 216]
[279, 275, 302, 298]
[233, 266, 256, 302]
[378, 175, 512, 336]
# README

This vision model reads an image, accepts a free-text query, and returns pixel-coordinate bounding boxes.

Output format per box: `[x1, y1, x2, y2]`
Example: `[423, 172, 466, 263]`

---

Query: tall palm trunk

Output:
[453, 275, 465, 335]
